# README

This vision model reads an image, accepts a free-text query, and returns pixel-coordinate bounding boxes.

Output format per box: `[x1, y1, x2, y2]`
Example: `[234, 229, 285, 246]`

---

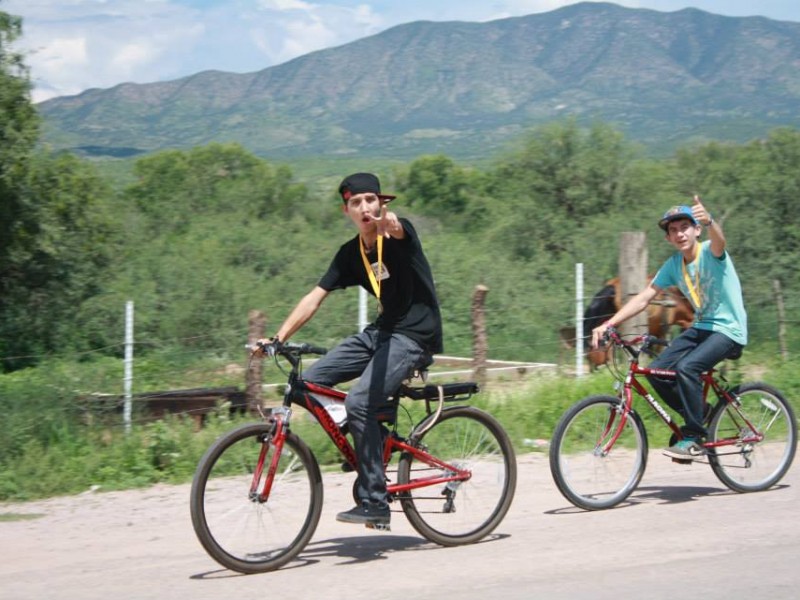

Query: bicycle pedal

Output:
[671, 457, 694, 465]
[365, 522, 391, 532]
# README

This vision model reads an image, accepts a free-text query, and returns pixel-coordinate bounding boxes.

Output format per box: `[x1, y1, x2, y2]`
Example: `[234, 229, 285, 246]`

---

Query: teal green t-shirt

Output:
[652, 240, 748, 345]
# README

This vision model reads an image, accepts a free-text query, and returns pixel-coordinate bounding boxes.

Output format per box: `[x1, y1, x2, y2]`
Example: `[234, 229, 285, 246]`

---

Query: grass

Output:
[0, 513, 45, 521]
[1, 351, 797, 503]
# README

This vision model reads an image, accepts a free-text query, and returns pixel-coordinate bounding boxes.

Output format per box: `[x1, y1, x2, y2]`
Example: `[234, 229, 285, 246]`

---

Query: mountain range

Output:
[37, 2, 800, 161]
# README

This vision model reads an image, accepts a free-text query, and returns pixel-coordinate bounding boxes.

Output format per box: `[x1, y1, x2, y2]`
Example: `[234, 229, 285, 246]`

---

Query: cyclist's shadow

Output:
[630, 483, 728, 505]
[547, 484, 726, 515]
[301, 529, 508, 567]
[189, 535, 430, 579]
[191, 533, 507, 578]
[300, 534, 433, 566]
[633, 481, 790, 505]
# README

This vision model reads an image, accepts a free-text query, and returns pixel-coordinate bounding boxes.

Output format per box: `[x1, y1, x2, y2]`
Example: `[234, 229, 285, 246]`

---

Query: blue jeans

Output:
[303, 326, 432, 508]
[646, 328, 742, 439]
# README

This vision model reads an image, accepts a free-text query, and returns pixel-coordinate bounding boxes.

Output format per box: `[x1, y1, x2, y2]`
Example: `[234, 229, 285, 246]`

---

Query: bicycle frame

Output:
[601, 334, 763, 455]
[252, 357, 473, 504]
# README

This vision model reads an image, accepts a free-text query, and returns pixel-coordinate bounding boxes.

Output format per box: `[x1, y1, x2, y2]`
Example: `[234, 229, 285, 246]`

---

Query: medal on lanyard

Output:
[360, 234, 384, 313]
[682, 244, 702, 310]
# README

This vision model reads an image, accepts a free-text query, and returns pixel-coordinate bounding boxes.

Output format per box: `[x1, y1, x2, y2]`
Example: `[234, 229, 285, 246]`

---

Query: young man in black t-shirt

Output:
[266, 172, 443, 527]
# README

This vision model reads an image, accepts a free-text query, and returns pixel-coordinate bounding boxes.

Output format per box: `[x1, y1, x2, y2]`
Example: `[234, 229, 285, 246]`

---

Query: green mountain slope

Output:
[37, 2, 800, 160]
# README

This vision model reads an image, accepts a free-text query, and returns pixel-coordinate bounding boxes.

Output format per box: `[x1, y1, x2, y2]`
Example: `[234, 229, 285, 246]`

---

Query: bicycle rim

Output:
[190, 422, 323, 573]
[709, 383, 797, 493]
[550, 395, 647, 510]
[397, 406, 516, 546]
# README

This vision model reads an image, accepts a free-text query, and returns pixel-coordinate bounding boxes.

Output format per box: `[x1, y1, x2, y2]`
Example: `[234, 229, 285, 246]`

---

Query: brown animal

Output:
[560, 276, 694, 369]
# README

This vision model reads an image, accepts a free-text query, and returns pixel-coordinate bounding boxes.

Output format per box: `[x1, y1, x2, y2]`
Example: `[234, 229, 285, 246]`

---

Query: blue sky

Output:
[5, 0, 800, 103]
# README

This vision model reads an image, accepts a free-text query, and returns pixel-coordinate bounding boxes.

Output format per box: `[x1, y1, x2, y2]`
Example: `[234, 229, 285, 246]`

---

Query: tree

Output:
[0, 153, 118, 368]
[0, 8, 38, 173]
[485, 120, 634, 260]
[0, 6, 41, 285]
[0, 7, 42, 369]
[125, 143, 309, 233]
[0, 8, 120, 370]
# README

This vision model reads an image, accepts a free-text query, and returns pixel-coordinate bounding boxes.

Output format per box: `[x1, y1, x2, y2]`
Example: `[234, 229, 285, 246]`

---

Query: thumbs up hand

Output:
[691, 195, 712, 227]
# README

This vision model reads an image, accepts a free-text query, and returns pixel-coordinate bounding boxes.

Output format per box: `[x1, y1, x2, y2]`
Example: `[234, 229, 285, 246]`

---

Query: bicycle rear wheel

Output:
[397, 406, 516, 546]
[549, 395, 647, 510]
[708, 382, 797, 493]
[190, 421, 323, 574]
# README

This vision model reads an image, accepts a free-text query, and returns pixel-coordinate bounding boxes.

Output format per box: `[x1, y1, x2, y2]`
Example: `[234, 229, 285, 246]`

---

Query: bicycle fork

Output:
[592, 401, 631, 457]
[250, 413, 288, 504]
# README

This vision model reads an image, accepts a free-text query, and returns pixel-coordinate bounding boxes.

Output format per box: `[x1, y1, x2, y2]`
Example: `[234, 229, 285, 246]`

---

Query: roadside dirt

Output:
[2, 452, 799, 600]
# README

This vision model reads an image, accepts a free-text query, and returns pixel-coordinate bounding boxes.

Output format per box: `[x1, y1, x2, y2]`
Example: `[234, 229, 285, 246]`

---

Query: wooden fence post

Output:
[246, 309, 266, 413]
[619, 232, 648, 337]
[774, 279, 788, 360]
[472, 285, 489, 387]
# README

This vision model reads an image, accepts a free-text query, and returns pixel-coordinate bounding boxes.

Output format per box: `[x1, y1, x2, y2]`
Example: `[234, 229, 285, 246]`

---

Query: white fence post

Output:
[123, 300, 134, 434]
[575, 263, 584, 377]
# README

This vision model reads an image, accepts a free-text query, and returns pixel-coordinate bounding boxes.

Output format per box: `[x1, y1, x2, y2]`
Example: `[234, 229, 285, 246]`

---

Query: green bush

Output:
[1, 352, 797, 502]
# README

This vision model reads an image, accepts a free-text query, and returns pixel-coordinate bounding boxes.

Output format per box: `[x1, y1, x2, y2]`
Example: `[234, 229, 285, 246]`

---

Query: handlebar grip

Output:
[282, 342, 327, 355]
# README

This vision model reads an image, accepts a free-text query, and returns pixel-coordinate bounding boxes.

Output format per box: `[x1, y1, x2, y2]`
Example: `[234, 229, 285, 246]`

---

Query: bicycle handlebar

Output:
[282, 341, 328, 356]
[603, 326, 670, 358]
[249, 340, 328, 358]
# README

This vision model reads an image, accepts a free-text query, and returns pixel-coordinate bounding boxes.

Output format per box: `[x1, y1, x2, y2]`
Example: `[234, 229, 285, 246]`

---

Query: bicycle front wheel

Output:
[550, 395, 647, 510]
[397, 406, 516, 546]
[708, 382, 797, 493]
[190, 421, 323, 574]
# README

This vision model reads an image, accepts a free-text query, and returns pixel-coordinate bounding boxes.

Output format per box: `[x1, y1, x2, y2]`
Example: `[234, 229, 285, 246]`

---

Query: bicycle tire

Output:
[397, 406, 516, 546]
[190, 421, 323, 574]
[549, 395, 648, 510]
[708, 382, 797, 493]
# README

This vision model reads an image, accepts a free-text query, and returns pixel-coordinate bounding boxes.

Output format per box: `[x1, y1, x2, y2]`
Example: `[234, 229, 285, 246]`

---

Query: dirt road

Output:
[2, 452, 799, 600]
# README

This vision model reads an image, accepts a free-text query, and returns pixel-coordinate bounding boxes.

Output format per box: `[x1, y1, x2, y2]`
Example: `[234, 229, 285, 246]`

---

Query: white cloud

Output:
[257, 0, 315, 9]
[111, 42, 160, 73]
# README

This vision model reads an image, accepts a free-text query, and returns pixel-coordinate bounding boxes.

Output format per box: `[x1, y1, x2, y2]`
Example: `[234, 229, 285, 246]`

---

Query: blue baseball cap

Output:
[658, 205, 698, 231]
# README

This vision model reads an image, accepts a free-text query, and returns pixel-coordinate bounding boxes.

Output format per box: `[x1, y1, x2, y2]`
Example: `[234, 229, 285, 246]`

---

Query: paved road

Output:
[2, 451, 799, 600]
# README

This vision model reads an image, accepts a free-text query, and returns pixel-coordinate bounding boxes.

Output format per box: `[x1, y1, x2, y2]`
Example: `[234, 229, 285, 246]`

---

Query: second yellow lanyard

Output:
[682, 244, 702, 310]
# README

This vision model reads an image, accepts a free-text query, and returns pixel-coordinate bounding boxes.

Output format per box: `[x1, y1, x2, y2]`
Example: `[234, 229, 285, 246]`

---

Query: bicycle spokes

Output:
[708, 383, 797, 493]
[549, 395, 647, 510]
[396, 406, 516, 545]
[190, 423, 323, 574]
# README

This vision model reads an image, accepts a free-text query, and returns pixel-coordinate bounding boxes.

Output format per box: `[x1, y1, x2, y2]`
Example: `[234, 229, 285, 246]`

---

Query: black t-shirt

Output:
[318, 218, 443, 354]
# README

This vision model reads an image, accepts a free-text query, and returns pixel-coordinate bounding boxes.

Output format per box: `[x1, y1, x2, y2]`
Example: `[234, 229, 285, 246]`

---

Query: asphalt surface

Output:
[2, 451, 799, 600]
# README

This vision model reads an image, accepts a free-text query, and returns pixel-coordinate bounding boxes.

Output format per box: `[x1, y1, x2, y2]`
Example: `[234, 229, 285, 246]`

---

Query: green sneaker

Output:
[663, 438, 706, 460]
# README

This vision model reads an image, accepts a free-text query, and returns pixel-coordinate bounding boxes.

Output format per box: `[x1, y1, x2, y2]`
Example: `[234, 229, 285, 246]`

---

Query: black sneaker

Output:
[336, 502, 390, 526]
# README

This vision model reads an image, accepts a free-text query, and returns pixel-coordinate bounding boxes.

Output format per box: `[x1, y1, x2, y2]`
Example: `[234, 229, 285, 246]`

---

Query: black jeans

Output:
[303, 326, 432, 508]
[647, 328, 742, 439]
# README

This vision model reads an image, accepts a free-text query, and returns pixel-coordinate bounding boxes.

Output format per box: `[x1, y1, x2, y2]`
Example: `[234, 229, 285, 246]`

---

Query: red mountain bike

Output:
[549, 327, 797, 510]
[190, 341, 516, 573]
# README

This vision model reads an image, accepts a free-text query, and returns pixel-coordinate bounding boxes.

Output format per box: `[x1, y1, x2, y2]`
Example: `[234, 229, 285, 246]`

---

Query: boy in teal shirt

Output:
[592, 196, 747, 459]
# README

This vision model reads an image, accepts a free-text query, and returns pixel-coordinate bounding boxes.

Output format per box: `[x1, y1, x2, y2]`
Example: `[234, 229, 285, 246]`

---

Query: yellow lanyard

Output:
[359, 234, 383, 304]
[681, 244, 702, 309]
